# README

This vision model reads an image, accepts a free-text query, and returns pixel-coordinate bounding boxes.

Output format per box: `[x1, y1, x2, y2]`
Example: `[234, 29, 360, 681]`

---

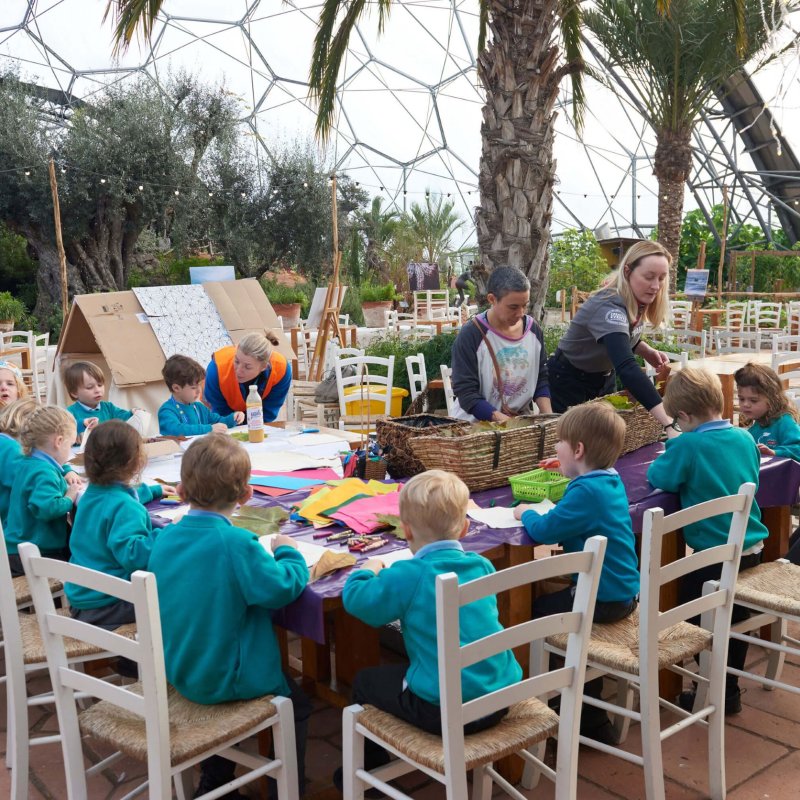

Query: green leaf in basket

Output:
[232, 505, 289, 535]
[375, 514, 407, 539]
[602, 395, 634, 410]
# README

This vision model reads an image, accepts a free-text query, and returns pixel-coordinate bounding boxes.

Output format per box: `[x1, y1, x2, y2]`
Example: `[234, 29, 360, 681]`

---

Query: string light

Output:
[100, 178, 106, 184]
[138, 184, 144, 191]
[24, 170, 30, 176]
[174, 189, 179, 196]
[208, 191, 214, 197]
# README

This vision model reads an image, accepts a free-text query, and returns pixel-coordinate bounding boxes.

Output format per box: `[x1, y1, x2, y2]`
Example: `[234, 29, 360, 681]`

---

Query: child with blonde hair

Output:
[648, 367, 768, 714]
[0, 397, 39, 527]
[5, 406, 79, 576]
[734, 362, 800, 460]
[147, 433, 310, 798]
[64, 361, 132, 437]
[336, 469, 522, 787]
[0, 359, 28, 407]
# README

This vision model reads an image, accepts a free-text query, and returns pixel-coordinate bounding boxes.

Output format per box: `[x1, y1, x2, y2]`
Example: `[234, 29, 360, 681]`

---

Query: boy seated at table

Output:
[335, 469, 522, 788]
[147, 433, 311, 799]
[158, 354, 244, 437]
[647, 367, 768, 715]
[64, 361, 132, 439]
[514, 401, 639, 745]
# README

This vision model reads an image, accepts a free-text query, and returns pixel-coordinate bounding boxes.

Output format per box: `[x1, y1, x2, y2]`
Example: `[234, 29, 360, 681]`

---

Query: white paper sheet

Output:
[259, 535, 327, 567]
[141, 457, 183, 484]
[154, 505, 189, 523]
[377, 547, 414, 567]
[467, 506, 524, 529]
[247, 450, 341, 473]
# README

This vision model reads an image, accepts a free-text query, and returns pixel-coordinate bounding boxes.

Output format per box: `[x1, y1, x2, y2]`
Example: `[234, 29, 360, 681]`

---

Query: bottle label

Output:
[247, 406, 263, 428]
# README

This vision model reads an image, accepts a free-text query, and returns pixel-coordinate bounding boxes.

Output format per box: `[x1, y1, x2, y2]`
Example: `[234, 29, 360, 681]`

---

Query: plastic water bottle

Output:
[246, 384, 264, 443]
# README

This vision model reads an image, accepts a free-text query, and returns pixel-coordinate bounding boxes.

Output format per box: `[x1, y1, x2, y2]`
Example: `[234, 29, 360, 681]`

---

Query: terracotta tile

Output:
[728, 750, 800, 799]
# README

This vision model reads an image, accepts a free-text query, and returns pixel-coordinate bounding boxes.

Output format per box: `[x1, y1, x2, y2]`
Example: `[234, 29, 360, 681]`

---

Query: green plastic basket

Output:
[508, 468, 570, 502]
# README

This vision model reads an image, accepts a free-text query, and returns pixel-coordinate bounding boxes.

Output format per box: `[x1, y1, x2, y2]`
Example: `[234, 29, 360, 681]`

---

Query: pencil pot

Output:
[509, 469, 571, 502]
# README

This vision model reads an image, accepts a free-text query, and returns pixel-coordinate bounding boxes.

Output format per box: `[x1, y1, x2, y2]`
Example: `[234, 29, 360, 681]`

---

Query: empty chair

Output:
[667, 300, 693, 330]
[785, 300, 800, 336]
[723, 301, 749, 332]
[342, 537, 607, 800]
[713, 329, 760, 354]
[335, 354, 395, 434]
[19, 543, 299, 799]
[544, 483, 754, 800]
[385, 309, 423, 338]
[440, 364, 456, 417]
[657, 328, 706, 359]
[405, 353, 428, 402]
[748, 300, 782, 332]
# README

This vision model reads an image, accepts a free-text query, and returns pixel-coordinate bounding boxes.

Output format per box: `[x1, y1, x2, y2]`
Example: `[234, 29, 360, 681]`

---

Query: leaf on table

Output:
[309, 549, 357, 582]
[232, 505, 289, 535]
[229, 431, 250, 442]
[375, 514, 406, 539]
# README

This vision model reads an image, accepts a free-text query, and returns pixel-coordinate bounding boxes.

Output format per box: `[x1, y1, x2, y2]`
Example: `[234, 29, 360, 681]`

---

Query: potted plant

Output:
[0, 292, 26, 333]
[262, 282, 307, 329]
[361, 282, 399, 328]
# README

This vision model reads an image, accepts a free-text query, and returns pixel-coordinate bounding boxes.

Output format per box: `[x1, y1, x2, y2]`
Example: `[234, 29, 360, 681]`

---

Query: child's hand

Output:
[757, 443, 776, 456]
[84, 417, 99, 431]
[66, 484, 81, 503]
[271, 534, 298, 551]
[362, 557, 385, 574]
[159, 484, 178, 496]
[513, 504, 535, 520]
[233, 411, 245, 425]
[538, 458, 560, 470]
[211, 422, 228, 433]
[64, 471, 84, 488]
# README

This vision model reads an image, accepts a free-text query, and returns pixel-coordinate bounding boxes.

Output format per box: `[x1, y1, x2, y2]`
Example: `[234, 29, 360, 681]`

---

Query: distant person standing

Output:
[455, 268, 473, 306]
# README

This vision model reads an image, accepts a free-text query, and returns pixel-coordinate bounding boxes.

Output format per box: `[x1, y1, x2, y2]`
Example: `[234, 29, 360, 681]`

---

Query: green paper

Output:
[375, 514, 406, 539]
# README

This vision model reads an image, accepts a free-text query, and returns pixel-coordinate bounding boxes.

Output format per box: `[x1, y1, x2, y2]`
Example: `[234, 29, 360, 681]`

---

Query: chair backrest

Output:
[435, 537, 606, 790]
[639, 484, 754, 676]
[661, 328, 706, 358]
[413, 290, 449, 321]
[667, 301, 693, 330]
[771, 335, 800, 373]
[405, 354, 427, 401]
[713, 329, 759, 354]
[326, 343, 365, 372]
[786, 301, 800, 335]
[440, 364, 456, 416]
[749, 300, 782, 330]
[19, 543, 173, 798]
[724, 301, 749, 332]
[334, 355, 395, 419]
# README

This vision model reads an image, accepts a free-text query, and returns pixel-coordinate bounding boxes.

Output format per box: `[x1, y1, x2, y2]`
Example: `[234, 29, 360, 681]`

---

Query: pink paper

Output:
[251, 468, 340, 481]
[329, 493, 401, 535]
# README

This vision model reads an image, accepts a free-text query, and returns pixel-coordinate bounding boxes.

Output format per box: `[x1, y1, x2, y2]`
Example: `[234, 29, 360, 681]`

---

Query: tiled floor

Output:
[2, 633, 799, 799]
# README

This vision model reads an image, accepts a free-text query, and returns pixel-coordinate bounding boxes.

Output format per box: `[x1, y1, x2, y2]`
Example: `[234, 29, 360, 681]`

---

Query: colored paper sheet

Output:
[249, 475, 326, 490]
[297, 479, 400, 526]
[251, 485, 293, 497]
[329, 492, 402, 535]
[252, 468, 341, 481]
[247, 451, 340, 473]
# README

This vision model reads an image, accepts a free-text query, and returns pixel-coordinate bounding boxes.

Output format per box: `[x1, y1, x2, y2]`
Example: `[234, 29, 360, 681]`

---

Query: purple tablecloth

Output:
[148, 443, 800, 644]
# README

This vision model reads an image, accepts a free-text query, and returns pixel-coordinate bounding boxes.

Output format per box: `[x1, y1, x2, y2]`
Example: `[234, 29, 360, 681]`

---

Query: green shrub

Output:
[260, 279, 310, 313]
[341, 286, 364, 326]
[0, 291, 26, 322]
[360, 281, 399, 302]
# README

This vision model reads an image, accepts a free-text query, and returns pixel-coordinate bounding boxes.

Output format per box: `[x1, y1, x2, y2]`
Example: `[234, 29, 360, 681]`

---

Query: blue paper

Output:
[249, 475, 326, 490]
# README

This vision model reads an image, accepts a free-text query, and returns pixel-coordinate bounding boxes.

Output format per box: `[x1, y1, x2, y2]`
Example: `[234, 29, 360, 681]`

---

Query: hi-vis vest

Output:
[213, 345, 288, 413]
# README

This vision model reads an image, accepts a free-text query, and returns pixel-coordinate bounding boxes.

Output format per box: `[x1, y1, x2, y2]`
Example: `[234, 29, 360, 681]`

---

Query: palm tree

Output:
[407, 193, 464, 268]
[356, 197, 400, 282]
[584, 0, 796, 290]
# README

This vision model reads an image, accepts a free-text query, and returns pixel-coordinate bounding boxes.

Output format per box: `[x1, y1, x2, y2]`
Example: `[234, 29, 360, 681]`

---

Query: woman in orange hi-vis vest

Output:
[204, 331, 292, 423]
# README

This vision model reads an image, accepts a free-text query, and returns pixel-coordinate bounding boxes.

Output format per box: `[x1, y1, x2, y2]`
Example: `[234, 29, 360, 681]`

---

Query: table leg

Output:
[348, 326, 357, 348]
[761, 505, 790, 562]
[290, 327, 300, 379]
[332, 607, 380, 690]
[719, 374, 734, 422]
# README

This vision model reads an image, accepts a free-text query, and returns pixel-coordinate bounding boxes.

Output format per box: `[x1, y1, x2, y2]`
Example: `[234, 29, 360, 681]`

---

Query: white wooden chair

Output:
[544, 483, 754, 800]
[667, 300, 693, 330]
[385, 309, 425, 339]
[713, 329, 760, 354]
[656, 328, 707, 359]
[440, 364, 456, 417]
[0, 525, 135, 800]
[723, 301, 749, 332]
[19, 543, 299, 800]
[413, 290, 450, 322]
[30, 332, 50, 401]
[748, 300, 782, 332]
[335, 354, 395, 434]
[342, 536, 607, 800]
[785, 300, 800, 336]
[770, 345, 800, 399]
[721, 558, 800, 697]
[405, 354, 427, 403]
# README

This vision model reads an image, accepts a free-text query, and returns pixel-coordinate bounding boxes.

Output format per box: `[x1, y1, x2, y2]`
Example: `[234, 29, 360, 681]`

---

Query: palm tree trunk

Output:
[475, 1, 565, 317]
[654, 128, 692, 293]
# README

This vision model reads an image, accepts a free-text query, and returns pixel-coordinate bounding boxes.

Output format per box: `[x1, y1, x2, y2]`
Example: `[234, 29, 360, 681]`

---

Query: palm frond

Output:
[103, 0, 164, 56]
[560, 0, 585, 133]
[478, 0, 489, 53]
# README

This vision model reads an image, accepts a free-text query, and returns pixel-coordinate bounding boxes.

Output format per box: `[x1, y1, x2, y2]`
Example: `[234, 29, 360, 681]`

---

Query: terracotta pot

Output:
[272, 303, 301, 330]
[363, 301, 392, 328]
[0, 320, 14, 333]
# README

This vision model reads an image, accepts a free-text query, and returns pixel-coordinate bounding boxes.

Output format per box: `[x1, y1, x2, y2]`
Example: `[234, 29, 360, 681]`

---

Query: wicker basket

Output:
[591, 393, 664, 455]
[363, 457, 387, 481]
[408, 416, 558, 492]
[376, 415, 469, 478]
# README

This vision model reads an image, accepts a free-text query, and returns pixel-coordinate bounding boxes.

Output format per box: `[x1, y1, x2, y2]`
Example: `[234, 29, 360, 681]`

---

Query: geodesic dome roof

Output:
[2, 0, 800, 251]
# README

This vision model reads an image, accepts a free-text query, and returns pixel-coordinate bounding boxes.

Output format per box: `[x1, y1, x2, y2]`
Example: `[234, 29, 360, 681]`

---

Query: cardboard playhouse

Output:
[49, 279, 296, 436]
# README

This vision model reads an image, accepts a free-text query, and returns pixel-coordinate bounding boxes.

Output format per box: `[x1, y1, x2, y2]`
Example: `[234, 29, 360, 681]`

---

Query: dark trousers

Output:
[678, 550, 762, 694]
[71, 599, 136, 629]
[8, 546, 70, 578]
[533, 586, 637, 730]
[786, 526, 800, 565]
[352, 663, 508, 770]
[199, 671, 311, 798]
[547, 352, 616, 413]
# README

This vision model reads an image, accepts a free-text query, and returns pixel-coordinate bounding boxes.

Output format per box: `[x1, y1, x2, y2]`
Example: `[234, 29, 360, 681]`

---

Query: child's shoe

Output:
[677, 686, 742, 715]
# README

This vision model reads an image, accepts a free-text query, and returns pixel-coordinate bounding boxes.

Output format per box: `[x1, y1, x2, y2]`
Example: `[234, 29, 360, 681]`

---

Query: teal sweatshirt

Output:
[5, 450, 73, 554]
[67, 400, 132, 436]
[521, 470, 640, 603]
[158, 397, 236, 437]
[343, 541, 522, 705]
[746, 413, 800, 461]
[147, 511, 308, 703]
[66, 483, 162, 609]
[647, 420, 768, 552]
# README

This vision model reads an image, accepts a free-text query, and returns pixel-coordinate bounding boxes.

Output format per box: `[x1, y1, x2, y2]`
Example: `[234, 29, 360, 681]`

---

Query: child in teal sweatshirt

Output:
[64, 361, 132, 438]
[157, 354, 242, 437]
[147, 433, 310, 798]
[648, 367, 768, 714]
[5, 406, 79, 576]
[66, 420, 172, 629]
[338, 470, 522, 785]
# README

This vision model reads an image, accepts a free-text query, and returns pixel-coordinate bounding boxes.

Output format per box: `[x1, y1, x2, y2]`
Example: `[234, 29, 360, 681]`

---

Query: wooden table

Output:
[670, 351, 772, 421]
[416, 318, 459, 335]
[0, 346, 30, 370]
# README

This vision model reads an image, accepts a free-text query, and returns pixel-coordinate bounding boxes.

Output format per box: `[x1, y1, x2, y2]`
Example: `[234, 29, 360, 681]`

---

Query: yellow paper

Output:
[299, 479, 400, 525]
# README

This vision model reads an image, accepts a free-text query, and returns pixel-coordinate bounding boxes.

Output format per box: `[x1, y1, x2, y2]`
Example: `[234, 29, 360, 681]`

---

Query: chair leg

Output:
[342, 705, 366, 800]
[520, 741, 546, 790]
[271, 696, 299, 800]
[470, 764, 492, 800]
[639, 676, 666, 800]
[8, 682, 30, 800]
[173, 768, 194, 800]
[764, 617, 788, 687]
[613, 676, 635, 743]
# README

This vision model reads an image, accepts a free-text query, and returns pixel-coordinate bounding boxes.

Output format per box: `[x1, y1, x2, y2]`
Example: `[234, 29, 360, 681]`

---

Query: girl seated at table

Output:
[0, 359, 28, 408]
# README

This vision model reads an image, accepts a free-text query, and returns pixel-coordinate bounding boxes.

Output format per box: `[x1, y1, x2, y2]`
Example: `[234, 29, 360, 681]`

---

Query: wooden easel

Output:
[308, 176, 344, 381]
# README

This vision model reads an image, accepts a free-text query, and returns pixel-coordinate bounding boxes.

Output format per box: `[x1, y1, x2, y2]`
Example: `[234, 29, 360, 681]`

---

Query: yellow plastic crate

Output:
[508, 468, 570, 502]
[343, 385, 409, 418]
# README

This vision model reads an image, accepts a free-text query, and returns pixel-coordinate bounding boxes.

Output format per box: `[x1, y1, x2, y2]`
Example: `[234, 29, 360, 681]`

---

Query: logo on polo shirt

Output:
[605, 309, 628, 327]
